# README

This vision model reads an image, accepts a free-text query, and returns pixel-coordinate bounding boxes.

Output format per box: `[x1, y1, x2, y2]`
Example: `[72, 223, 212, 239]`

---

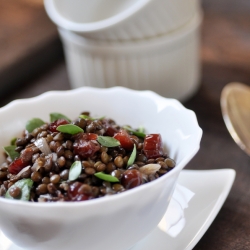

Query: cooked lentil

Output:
[9, 186, 21, 198]
[0, 112, 176, 202]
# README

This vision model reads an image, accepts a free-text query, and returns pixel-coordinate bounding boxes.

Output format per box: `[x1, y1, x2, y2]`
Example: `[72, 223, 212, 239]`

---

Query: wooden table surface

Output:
[1, 0, 250, 249]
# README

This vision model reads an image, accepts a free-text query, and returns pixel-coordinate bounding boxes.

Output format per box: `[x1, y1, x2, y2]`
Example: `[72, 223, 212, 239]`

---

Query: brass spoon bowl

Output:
[221, 82, 250, 156]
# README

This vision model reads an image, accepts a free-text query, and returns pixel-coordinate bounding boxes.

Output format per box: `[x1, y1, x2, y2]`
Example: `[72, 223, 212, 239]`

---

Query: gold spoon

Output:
[221, 82, 250, 156]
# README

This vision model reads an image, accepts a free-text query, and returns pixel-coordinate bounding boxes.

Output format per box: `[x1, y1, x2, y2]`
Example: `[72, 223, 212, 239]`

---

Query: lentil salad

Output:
[0, 112, 176, 202]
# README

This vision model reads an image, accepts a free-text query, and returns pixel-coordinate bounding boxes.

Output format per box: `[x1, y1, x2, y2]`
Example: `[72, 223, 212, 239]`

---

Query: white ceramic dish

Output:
[59, 12, 202, 102]
[0, 169, 235, 250]
[44, 0, 200, 41]
[133, 169, 236, 250]
[0, 87, 202, 250]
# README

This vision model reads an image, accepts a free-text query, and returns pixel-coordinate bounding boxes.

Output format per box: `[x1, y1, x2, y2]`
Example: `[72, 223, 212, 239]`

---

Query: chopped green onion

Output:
[79, 115, 105, 120]
[68, 161, 82, 181]
[10, 137, 17, 146]
[26, 118, 45, 133]
[123, 126, 146, 138]
[57, 124, 83, 135]
[3, 145, 20, 160]
[127, 144, 137, 168]
[50, 113, 71, 122]
[94, 172, 119, 182]
[97, 136, 120, 147]
[5, 179, 33, 201]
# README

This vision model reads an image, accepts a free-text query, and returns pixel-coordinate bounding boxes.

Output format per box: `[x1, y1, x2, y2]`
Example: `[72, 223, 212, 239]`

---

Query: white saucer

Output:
[0, 169, 235, 250]
[132, 169, 235, 250]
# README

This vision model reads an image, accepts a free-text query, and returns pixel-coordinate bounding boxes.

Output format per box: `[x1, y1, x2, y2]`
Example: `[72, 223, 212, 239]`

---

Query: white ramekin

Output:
[44, 0, 200, 41]
[59, 12, 202, 102]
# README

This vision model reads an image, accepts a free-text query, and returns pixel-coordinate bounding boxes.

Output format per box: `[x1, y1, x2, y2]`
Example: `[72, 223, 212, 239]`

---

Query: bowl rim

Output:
[0, 86, 202, 208]
[44, 0, 156, 33]
[58, 12, 202, 53]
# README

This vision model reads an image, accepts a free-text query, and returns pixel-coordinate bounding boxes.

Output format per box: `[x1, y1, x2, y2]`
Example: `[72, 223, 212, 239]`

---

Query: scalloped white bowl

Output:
[0, 87, 202, 250]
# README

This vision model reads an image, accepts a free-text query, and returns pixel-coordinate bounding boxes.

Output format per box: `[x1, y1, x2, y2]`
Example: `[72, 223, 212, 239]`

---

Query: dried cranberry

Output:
[73, 133, 100, 159]
[114, 129, 134, 150]
[73, 132, 98, 141]
[68, 182, 92, 201]
[143, 134, 163, 159]
[121, 169, 142, 189]
[102, 120, 118, 136]
[104, 126, 118, 137]
[48, 119, 69, 132]
[8, 158, 29, 175]
[85, 133, 98, 140]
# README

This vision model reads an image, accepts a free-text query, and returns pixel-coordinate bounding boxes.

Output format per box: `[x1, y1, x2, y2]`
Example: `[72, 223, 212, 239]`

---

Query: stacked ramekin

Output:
[44, 0, 202, 101]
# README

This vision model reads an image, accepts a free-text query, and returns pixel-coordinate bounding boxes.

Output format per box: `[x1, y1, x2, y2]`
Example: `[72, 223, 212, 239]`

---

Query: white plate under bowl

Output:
[133, 168, 235, 250]
[0, 169, 235, 250]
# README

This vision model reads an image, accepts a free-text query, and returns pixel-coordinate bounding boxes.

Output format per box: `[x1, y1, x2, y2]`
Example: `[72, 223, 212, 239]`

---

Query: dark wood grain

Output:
[185, 1, 250, 249]
[1, 0, 250, 249]
[0, 0, 63, 98]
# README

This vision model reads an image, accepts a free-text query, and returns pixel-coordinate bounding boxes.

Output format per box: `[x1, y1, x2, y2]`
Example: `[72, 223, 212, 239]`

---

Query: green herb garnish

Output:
[79, 115, 105, 120]
[57, 124, 83, 135]
[138, 126, 145, 133]
[127, 144, 136, 168]
[50, 113, 71, 122]
[68, 161, 82, 181]
[97, 136, 120, 147]
[26, 118, 45, 133]
[3, 146, 20, 161]
[123, 126, 146, 138]
[5, 179, 33, 201]
[10, 137, 17, 146]
[94, 172, 119, 182]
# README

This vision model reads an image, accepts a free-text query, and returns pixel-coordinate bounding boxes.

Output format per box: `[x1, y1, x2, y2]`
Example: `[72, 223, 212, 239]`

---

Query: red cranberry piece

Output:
[73, 132, 98, 141]
[73, 133, 100, 159]
[121, 169, 142, 189]
[8, 158, 29, 175]
[143, 134, 163, 159]
[49, 119, 69, 132]
[68, 182, 91, 201]
[104, 126, 118, 137]
[114, 129, 134, 150]
[102, 119, 118, 136]
[85, 133, 98, 140]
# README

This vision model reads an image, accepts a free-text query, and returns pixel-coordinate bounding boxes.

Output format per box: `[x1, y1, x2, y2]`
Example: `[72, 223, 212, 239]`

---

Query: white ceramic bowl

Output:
[0, 87, 202, 250]
[44, 0, 200, 41]
[59, 12, 202, 102]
